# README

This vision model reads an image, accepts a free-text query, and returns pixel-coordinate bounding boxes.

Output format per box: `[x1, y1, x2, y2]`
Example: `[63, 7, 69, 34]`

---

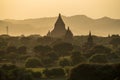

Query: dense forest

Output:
[0, 34, 120, 80]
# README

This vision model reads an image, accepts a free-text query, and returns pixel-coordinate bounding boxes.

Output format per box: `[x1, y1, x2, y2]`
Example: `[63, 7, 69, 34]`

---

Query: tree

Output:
[0, 38, 7, 50]
[114, 48, 120, 57]
[59, 58, 71, 67]
[42, 56, 53, 67]
[90, 45, 111, 55]
[107, 52, 120, 63]
[8, 68, 34, 80]
[89, 54, 108, 63]
[0, 50, 6, 56]
[43, 68, 65, 78]
[68, 64, 117, 80]
[25, 58, 43, 68]
[32, 71, 42, 79]
[6, 52, 19, 64]
[20, 36, 30, 46]
[1, 64, 17, 71]
[17, 46, 27, 54]
[0, 69, 6, 80]
[0, 64, 35, 80]
[47, 52, 59, 61]
[110, 37, 120, 48]
[42, 52, 59, 67]
[6, 46, 17, 53]
[53, 42, 73, 56]
[33, 45, 52, 56]
[71, 52, 86, 65]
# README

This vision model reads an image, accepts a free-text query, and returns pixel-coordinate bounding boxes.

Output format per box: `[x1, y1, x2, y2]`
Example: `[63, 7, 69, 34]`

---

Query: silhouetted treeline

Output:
[0, 34, 120, 68]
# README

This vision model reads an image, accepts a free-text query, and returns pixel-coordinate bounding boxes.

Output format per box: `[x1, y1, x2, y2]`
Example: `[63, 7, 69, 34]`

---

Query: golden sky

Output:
[0, 0, 120, 19]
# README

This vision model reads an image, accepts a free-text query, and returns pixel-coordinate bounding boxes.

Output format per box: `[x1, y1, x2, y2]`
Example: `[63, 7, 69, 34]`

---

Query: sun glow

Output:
[0, 0, 120, 19]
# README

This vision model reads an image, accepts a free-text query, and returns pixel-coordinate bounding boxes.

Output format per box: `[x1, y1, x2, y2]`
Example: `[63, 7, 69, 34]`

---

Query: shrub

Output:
[0, 64, 34, 80]
[33, 45, 52, 55]
[90, 45, 111, 54]
[47, 52, 59, 61]
[25, 58, 43, 68]
[0, 69, 6, 80]
[59, 58, 71, 67]
[17, 46, 27, 54]
[8, 68, 34, 80]
[6, 46, 17, 53]
[32, 71, 42, 79]
[1, 64, 17, 71]
[43, 68, 65, 78]
[89, 54, 108, 63]
[50, 68, 65, 77]
[53, 42, 73, 56]
[43, 68, 50, 78]
[110, 37, 120, 48]
[107, 53, 120, 63]
[42, 57, 53, 67]
[71, 51, 86, 65]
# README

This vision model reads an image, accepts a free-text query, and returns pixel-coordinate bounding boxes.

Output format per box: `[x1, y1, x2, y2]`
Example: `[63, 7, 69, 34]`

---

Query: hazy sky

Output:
[0, 0, 120, 20]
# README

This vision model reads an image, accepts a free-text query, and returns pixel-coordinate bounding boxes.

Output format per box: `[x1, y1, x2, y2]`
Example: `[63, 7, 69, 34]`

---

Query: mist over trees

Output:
[1, 15, 120, 36]
[0, 14, 120, 80]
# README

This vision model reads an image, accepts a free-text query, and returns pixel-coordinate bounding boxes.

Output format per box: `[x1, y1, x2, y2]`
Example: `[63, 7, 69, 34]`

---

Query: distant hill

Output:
[0, 15, 120, 36]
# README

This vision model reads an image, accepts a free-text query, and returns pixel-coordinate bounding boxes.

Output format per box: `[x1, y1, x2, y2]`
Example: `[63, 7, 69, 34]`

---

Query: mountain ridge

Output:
[0, 15, 120, 36]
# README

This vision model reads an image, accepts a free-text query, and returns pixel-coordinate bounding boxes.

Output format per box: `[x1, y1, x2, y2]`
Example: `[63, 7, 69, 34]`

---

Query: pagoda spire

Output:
[64, 26, 73, 43]
[55, 13, 65, 26]
[59, 13, 61, 18]
[6, 26, 8, 35]
[50, 13, 66, 38]
[89, 30, 91, 37]
[68, 26, 70, 30]
[87, 31, 94, 48]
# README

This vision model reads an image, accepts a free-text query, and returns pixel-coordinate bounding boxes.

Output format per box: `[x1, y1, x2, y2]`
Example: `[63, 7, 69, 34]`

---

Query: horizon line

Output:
[1, 14, 120, 21]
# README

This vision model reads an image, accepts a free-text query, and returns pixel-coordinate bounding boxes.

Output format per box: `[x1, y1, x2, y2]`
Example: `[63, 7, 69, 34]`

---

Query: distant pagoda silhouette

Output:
[64, 27, 73, 42]
[85, 31, 94, 48]
[47, 13, 73, 42]
[82, 31, 95, 52]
